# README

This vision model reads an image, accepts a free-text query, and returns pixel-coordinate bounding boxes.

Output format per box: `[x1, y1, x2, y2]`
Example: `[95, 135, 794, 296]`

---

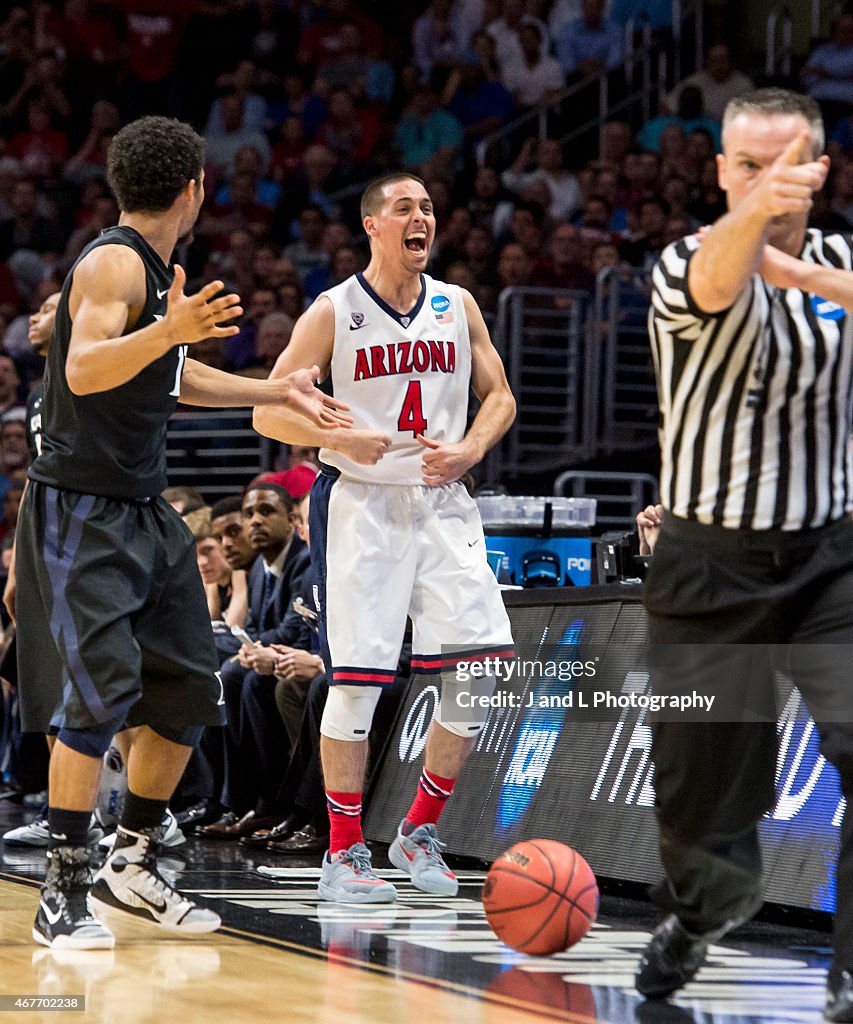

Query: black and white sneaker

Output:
[88, 826, 220, 934]
[33, 846, 115, 950]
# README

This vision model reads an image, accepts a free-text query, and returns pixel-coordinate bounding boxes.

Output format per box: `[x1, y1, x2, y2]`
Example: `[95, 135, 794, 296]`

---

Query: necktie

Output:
[260, 569, 275, 626]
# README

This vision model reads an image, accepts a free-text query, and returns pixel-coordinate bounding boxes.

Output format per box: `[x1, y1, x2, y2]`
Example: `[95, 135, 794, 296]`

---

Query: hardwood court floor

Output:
[0, 810, 835, 1024]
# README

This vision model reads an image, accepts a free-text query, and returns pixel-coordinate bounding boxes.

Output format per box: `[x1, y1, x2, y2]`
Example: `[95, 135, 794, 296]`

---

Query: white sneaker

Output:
[98, 809, 185, 852]
[5, 815, 103, 849]
[88, 827, 219, 934]
[388, 820, 458, 896]
[317, 843, 397, 904]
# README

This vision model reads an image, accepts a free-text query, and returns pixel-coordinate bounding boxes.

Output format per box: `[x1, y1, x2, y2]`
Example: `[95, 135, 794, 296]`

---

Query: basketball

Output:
[482, 840, 599, 956]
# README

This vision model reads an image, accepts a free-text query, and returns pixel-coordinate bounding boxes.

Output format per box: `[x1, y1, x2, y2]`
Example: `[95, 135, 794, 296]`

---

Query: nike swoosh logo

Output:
[349, 323, 367, 330]
[157, 288, 168, 299]
[133, 889, 167, 914]
[468, 540, 477, 547]
[41, 901, 63, 925]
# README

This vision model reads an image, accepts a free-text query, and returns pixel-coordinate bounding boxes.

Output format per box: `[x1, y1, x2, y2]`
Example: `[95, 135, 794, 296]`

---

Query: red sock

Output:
[405, 769, 456, 830]
[326, 791, 363, 854]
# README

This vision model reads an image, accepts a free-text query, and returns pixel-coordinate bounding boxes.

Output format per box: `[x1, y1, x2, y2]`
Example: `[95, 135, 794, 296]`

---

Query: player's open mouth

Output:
[405, 231, 427, 253]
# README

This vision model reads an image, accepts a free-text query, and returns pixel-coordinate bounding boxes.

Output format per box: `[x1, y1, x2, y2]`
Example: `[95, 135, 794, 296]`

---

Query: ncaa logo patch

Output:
[811, 295, 845, 321]
[431, 294, 454, 323]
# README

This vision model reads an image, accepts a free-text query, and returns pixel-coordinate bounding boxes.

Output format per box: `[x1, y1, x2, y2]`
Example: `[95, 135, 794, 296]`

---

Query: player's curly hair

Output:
[107, 116, 206, 213]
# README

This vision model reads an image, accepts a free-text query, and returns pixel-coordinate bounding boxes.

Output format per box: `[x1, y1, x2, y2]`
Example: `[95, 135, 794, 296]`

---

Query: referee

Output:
[639, 88, 853, 1023]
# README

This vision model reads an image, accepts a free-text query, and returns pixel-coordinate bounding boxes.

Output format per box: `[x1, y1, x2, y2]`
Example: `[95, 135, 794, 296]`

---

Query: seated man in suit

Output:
[200, 482, 310, 838]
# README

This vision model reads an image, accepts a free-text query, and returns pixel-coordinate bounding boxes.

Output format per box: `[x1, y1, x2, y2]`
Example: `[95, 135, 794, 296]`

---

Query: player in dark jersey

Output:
[14, 116, 350, 950]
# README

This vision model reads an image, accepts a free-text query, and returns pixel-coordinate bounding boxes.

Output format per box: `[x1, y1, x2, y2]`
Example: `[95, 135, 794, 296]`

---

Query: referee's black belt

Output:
[662, 511, 852, 552]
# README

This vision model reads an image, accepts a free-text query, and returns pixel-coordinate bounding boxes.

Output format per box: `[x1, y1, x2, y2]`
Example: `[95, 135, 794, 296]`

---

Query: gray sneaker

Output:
[388, 820, 458, 896]
[5, 815, 103, 849]
[317, 843, 397, 904]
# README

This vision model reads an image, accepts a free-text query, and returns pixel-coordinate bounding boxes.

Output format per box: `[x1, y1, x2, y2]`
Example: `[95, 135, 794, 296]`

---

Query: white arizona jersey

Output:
[319, 272, 472, 484]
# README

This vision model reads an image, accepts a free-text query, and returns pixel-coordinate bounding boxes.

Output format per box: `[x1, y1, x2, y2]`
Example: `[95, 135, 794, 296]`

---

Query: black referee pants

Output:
[644, 513, 853, 968]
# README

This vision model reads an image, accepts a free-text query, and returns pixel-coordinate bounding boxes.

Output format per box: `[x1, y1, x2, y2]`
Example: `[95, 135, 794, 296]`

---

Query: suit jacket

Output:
[264, 565, 314, 651]
[246, 535, 310, 642]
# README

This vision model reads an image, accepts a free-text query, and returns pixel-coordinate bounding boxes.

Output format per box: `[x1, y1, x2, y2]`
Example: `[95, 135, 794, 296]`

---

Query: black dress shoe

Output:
[194, 810, 239, 836]
[268, 823, 329, 854]
[200, 810, 282, 839]
[636, 914, 728, 998]
[239, 814, 298, 849]
[826, 968, 853, 1022]
[175, 801, 224, 829]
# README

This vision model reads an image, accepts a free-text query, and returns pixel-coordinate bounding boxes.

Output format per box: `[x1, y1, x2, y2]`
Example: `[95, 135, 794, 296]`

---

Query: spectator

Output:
[394, 86, 464, 173]
[297, 0, 383, 72]
[283, 206, 330, 281]
[206, 60, 268, 135]
[242, 312, 295, 379]
[204, 93, 272, 182]
[316, 88, 380, 177]
[831, 159, 853, 228]
[667, 44, 754, 121]
[278, 281, 306, 320]
[0, 178, 63, 261]
[556, 0, 623, 78]
[6, 98, 68, 181]
[272, 144, 341, 231]
[432, 206, 473, 275]
[500, 24, 563, 110]
[609, 0, 673, 30]
[3, 46, 71, 128]
[64, 99, 120, 185]
[0, 481, 23, 545]
[0, 357, 23, 421]
[502, 137, 583, 222]
[689, 157, 726, 224]
[497, 241, 533, 289]
[412, 0, 465, 83]
[468, 164, 515, 236]
[183, 505, 248, 629]
[802, 12, 853, 129]
[304, 243, 364, 300]
[211, 495, 257, 577]
[620, 194, 669, 267]
[637, 86, 721, 154]
[532, 222, 596, 290]
[200, 171, 273, 251]
[0, 413, 29, 482]
[214, 145, 281, 209]
[270, 117, 309, 184]
[237, 0, 300, 74]
[161, 485, 205, 515]
[600, 119, 634, 167]
[594, 166, 629, 229]
[487, 0, 551, 88]
[64, 195, 119, 268]
[200, 483, 310, 839]
[445, 52, 514, 144]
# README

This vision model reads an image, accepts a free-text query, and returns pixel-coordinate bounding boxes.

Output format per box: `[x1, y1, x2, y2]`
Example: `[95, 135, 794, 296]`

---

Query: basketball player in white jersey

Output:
[254, 173, 516, 903]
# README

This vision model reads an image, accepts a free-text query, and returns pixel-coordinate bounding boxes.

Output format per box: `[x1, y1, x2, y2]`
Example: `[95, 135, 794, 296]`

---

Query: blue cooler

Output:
[476, 496, 597, 587]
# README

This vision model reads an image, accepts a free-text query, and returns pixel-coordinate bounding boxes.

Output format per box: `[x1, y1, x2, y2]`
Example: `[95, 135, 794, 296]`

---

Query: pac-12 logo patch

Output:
[811, 295, 845, 321]
[431, 294, 453, 323]
[350, 311, 366, 330]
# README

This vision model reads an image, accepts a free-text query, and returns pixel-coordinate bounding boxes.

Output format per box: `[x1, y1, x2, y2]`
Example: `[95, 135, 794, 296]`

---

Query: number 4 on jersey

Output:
[397, 380, 428, 436]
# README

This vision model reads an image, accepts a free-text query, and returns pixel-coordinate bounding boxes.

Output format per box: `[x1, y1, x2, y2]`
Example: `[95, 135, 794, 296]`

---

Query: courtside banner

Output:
[364, 587, 843, 913]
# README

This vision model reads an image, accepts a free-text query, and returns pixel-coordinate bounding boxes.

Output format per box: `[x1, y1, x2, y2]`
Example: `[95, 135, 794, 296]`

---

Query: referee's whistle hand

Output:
[754, 131, 829, 219]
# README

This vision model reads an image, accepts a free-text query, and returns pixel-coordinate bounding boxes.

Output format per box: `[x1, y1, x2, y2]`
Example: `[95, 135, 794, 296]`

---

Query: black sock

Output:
[119, 791, 168, 834]
[47, 807, 91, 848]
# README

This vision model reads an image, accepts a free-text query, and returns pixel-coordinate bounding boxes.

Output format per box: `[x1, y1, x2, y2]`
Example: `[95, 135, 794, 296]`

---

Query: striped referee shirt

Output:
[649, 229, 853, 530]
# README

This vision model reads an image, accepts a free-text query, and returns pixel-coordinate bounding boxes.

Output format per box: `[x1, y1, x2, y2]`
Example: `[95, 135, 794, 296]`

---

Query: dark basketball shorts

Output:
[15, 481, 226, 743]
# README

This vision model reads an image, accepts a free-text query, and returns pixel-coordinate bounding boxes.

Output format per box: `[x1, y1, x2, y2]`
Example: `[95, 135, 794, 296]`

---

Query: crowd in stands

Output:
[2, 0, 853, 830]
